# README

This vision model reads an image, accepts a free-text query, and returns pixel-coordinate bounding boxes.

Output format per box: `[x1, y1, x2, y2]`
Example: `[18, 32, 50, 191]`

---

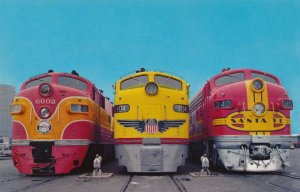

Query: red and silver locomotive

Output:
[189, 68, 293, 172]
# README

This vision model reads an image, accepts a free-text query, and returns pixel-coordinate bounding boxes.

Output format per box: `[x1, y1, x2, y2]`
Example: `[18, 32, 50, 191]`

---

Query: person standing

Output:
[200, 154, 210, 175]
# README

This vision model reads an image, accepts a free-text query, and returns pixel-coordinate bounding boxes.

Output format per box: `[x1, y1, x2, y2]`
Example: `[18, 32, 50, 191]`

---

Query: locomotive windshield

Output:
[251, 72, 277, 84]
[120, 75, 148, 90]
[154, 75, 182, 90]
[25, 76, 52, 89]
[215, 72, 245, 86]
[57, 76, 87, 91]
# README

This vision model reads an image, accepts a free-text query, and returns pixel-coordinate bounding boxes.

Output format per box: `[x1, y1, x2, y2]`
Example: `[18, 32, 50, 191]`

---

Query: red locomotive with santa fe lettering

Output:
[189, 68, 293, 172]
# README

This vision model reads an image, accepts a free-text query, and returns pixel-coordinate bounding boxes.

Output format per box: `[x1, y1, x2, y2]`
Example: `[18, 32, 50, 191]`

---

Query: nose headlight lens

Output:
[253, 103, 265, 116]
[39, 83, 52, 97]
[252, 79, 264, 92]
[40, 107, 50, 118]
[145, 82, 158, 95]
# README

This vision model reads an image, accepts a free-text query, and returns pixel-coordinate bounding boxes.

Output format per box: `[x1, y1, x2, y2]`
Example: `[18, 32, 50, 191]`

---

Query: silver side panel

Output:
[214, 135, 292, 149]
[214, 135, 292, 172]
[115, 144, 188, 172]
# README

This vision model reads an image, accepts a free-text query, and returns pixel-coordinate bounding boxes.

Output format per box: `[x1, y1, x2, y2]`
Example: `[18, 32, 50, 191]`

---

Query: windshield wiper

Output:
[259, 72, 266, 79]
[130, 76, 140, 82]
[225, 74, 238, 78]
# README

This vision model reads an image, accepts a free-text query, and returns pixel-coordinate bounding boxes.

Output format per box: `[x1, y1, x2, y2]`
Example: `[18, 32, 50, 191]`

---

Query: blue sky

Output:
[0, 0, 299, 133]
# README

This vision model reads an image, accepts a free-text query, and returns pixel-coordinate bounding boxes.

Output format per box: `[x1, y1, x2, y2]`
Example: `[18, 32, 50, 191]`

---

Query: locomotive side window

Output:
[215, 72, 245, 86]
[251, 72, 277, 84]
[58, 76, 87, 91]
[120, 75, 148, 90]
[154, 75, 182, 90]
[25, 77, 52, 89]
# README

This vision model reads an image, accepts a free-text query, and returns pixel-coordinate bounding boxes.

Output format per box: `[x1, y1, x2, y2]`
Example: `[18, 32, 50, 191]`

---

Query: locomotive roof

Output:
[28, 71, 88, 82]
[190, 68, 281, 103]
[21, 71, 94, 90]
[210, 68, 280, 83]
[116, 70, 187, 84]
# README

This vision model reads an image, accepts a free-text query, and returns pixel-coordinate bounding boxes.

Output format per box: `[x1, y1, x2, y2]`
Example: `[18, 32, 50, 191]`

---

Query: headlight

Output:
[253, 103, 265, 116]
[39, 83, 52, 97]
[37, 120, 52, 134]
[40, 107, 50, 118]
[71, 104, 89, 112]
[145, 82, 158, 95]
[252, 79, 264, 92]
[173, 104, 189, 113]
[214, 100, 232, 109]
[10, 104, 22, 114]
[283, 100, 293, 109]
[114, 104, 130, 113]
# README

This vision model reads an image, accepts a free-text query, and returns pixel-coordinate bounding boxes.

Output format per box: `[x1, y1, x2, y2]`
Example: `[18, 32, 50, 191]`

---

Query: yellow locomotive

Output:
[114, 68, 189, 172]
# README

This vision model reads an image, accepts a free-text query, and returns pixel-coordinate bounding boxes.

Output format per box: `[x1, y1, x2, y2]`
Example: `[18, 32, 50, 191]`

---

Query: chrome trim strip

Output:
[55, 140, 92, 146]
[12, 139, 92, 146]
[12, 140, 30, 146]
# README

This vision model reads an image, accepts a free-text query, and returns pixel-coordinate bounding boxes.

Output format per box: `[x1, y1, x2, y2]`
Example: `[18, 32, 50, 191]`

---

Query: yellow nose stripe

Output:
[246, 79, 269, 113]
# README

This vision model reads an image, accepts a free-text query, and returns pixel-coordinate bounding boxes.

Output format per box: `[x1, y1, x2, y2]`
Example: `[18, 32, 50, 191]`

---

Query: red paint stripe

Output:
[114, 138, 142, 144]
[161, 138, 189, 144]
[114, 138, 189, 144]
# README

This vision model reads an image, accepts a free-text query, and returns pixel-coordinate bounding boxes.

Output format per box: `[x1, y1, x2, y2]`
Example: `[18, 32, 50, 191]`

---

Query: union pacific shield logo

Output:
[145, 119, 159, 134]
[118, 119, 185, 133]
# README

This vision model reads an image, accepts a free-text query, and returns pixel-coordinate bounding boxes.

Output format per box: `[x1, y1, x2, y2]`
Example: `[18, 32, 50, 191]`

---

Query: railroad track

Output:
[240, 172, 300, 192]
[242, 174, 296, 192]
[119, 174, 133, 192]
[12, 177, 58, 192]
[120, 174, 187, 192]
[0, 175, 26, 183]
[274, 172, 300, 180]
[1, 174, 62, 192]
[170, 175, 188, 192]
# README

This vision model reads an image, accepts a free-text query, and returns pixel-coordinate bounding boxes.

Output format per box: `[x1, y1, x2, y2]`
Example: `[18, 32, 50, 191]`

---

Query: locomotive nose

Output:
[36, 84, 55, 119]
[247, 78, 268, 117]
[141, 105, 164, 120]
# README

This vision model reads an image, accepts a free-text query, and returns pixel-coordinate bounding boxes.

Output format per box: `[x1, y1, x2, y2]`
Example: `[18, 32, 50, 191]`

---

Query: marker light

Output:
[282, 100, 293, 109]
[114, 104, 130, 113]
[173, 104, 189, 113]
[10, 104, 22, 114]
[71, 104, 89, 112]
[214, 100, 232, 109]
